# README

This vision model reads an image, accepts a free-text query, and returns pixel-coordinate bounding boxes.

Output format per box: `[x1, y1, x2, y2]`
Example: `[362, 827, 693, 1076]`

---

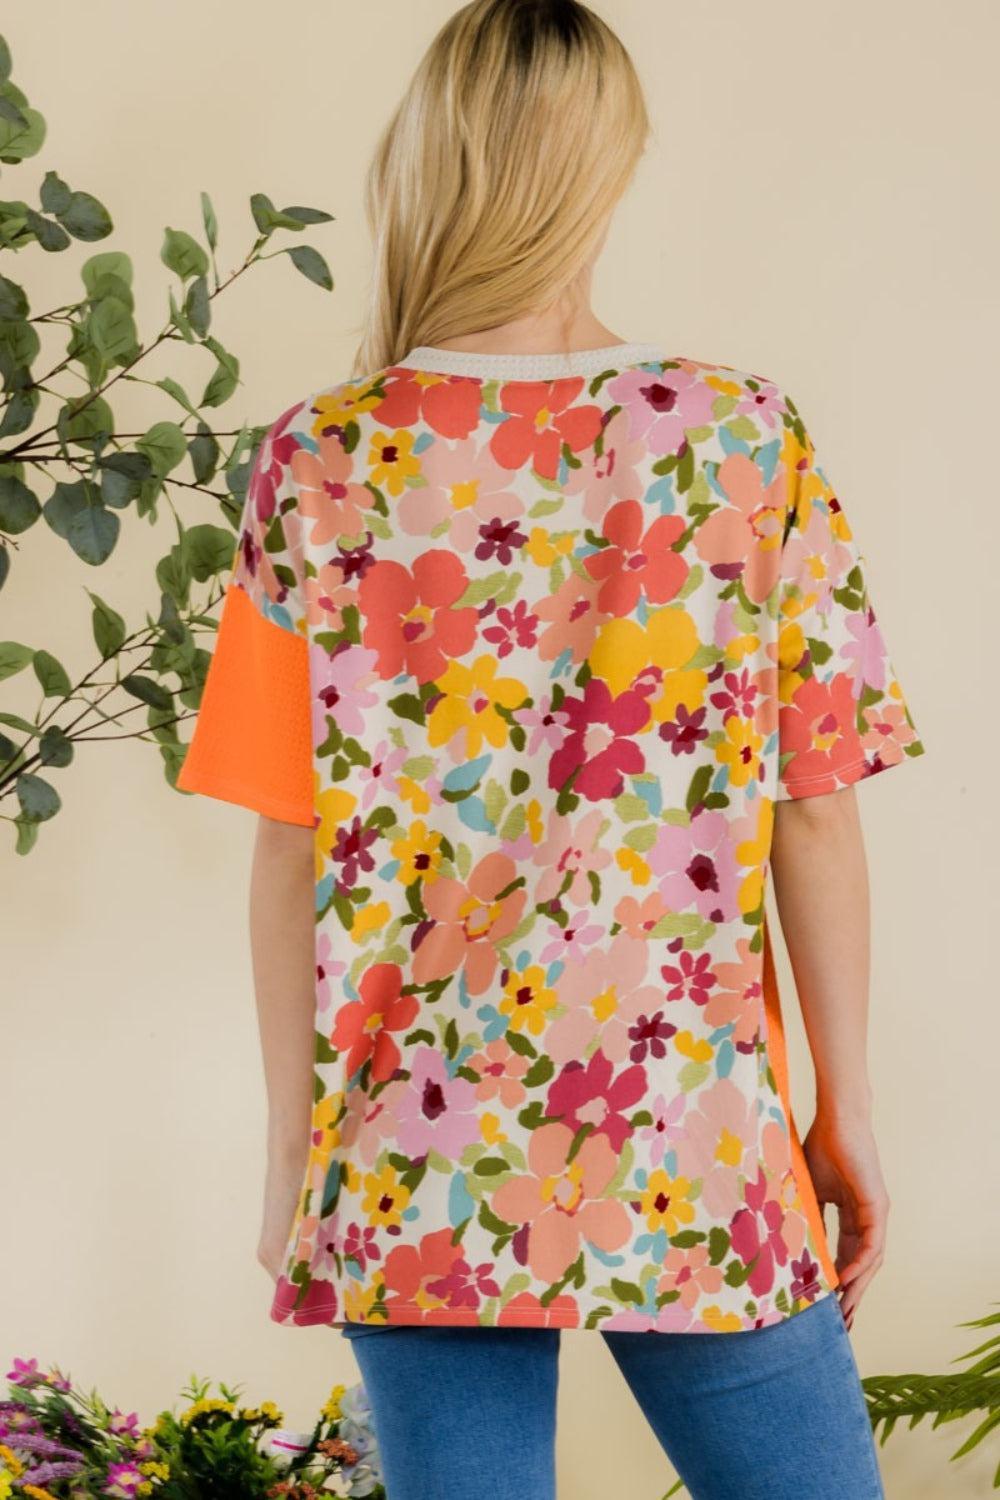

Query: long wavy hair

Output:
[350, 0, 651, 378]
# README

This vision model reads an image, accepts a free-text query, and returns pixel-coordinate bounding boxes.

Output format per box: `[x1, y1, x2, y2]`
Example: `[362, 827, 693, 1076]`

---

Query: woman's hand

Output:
[257, 1137, 309, 1282]
[801, 1109, 890, 1331]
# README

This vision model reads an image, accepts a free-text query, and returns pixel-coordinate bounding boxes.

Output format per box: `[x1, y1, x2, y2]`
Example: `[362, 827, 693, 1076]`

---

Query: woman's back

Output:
[180, 338, 924, 1332]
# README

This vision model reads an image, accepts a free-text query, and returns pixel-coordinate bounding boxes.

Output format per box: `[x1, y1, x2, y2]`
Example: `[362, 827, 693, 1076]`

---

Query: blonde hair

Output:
[350, 0, 651, 379]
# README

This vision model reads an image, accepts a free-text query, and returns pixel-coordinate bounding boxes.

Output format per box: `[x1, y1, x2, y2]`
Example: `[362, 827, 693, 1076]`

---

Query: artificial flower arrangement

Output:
[0, 1359, 384, 1499]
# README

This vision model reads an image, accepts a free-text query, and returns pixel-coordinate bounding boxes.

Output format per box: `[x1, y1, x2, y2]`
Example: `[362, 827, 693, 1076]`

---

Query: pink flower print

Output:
[423, 1252, 502, 1311]
[469, 1036, 531, 1109]
[311, 642, 379, 743]
[534, 569, 609, 664]
[396, 432, 522, 540]
[310, 1213, 344, 1277]
[647, 809, 741, 923]
[658, 1243, 726, 1310]
[356, 738, 408, 810]
[694, 451, 787, 604]
[537, 911, 605, 966]
[545, 932, 665, 1066]
[601, 1299, 698, 1334]
[736, 378, 786, 431]
[394, 1045, 481, 1159]
[673, 1078, 756, 1218]
[703, 937, 764, 1048]
[729, 1166, 790, 1296]
[548, 678, 650, 801]
[585, 500, 688, 615]
[605, 365, 717, 456]
[636, 1089, 687, 1168]
[303, 562, 360, 633]
[491, 379, 604, 481]
[492, 1121, 632, 1283]
[562, 403, 651, 525]
[315, 930, 347, 1015]
[531, 807, 613, 907]
[613, 891, 671, 938]
[291, 429, 374, 546]
[514, 692, 572, 757]
[659, 945, 717, 1008]
[841, 605, 889, 695]
[412, 851, 527, 995]
[546, 1048, 646, 1153]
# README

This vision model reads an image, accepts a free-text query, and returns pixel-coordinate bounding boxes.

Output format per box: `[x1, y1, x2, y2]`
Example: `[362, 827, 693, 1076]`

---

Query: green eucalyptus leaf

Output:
[56, 190, 111, 243]
[188, 425, 219, 485]
[39, 727, 73, 768]
[0, 37, 10, 84]
[168, 285, 196, 342]
[88, 295, 136, 360]
[280, 203, 335, 225]
[43, 478, 89, 539]
[0, 271, 28, 318]
[66, 500, 119, 564]
[56, 395, 114, 448]
[161, 226, 208, 280]
[87, 590, 126, 657]
[0, 640, 33, 680]
[200, 190, 218, 251]
[81, 249, 133, 299]
[0, 387, 38, 439]
[0, 101, 45, 162]
[285, 244, 333, 290]
[156, 376, 200, 421]
[99, 451, 151, 508]
[25, 207, 70, 252]
[17, 771, 61, 820]
[0, 472, 39, 533]
[136, 420, 187, 477]
[183, 522, 239, 580]
[0, 97, 24, 128]
[32, 649, 71, 697]
[121, 673, 173, 711]
[184, 273, 210, 337]
[39, 169, 72, 216]
[0, 546, 8, 590]
[249, 191, 310, 235]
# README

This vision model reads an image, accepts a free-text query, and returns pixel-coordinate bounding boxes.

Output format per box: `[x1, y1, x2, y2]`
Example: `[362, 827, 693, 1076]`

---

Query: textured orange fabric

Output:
[176, 579, 314, 827]
[761, 913, 841, 1290]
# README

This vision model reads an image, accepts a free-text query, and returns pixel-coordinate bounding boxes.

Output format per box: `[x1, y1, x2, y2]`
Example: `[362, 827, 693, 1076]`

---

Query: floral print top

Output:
[177, 340, 925, 1333]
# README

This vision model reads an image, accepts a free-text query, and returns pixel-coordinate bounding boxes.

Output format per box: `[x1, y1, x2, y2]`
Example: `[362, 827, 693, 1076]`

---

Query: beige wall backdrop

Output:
[4, 3, 997, 1495]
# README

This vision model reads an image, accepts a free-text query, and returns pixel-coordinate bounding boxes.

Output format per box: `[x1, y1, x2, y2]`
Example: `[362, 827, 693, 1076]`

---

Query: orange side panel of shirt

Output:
[176, 580, 314, 827]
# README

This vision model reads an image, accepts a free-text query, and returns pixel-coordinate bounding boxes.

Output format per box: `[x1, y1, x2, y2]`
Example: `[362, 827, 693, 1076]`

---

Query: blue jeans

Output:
[339, 1289, 884, 1499]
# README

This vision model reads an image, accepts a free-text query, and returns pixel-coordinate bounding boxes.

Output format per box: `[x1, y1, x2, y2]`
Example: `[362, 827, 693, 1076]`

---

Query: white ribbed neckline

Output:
[395, 340, 669, 380]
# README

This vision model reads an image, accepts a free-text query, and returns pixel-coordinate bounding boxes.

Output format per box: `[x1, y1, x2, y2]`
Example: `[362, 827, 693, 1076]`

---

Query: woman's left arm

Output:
[249, 813, 316, 1280]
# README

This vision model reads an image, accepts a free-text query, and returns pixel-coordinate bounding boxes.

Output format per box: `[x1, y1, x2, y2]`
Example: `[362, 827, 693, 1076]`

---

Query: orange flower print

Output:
[359, 552, 478, 682]
[412, 852, 527, 995]
[492, 1120, 631, 1283]
[330, 963, 419, 1083]
[490, 378, 604, 481]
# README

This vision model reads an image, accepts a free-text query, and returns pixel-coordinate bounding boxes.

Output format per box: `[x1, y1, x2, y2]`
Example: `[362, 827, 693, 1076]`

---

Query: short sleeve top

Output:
[177, 342, 925, 1333]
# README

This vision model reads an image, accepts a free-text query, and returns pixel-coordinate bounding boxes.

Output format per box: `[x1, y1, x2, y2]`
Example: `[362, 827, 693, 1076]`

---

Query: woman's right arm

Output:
[770, 785, 890, 1331]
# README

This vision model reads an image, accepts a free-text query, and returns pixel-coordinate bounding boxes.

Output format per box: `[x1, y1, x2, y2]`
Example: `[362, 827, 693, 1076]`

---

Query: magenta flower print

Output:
[730, 1165, 790, 1297]
[545, 1048, 647, 1154]
[311, 641, 379, 743]
[394, 1045, 481, 1158]
[547, 678, 650, 801]
[605, 364, 717, 456]
[659, 945, 717, 1008]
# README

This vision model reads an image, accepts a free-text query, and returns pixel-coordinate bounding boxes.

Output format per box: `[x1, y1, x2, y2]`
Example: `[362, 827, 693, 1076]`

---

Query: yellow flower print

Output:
[397, 773, 433, 814]
[714, 715, 764, 789]
[616, 846, 652, 885]
[525, 797, 545, 843]
[589, 608, 704, 722]
[350, 899, 391, 943]
[500, 964, 557, 1036]
[311, 384, 383, 434]
[368, 428, 422, 497]
[314, 773, 357, 881]
[524, 526, 574, 567]
[427, 656, 528, 758]
[702, 1304, 744, 1333]
[362, 1164, 411, 1229]
[640, 1168, 696, 1236]
[675, 1031, 714, 1064]
[481, 1111, 507, 1145]
[714, 1126, 744, 1167]
[392, 818, 443, 885]
[342, 1277, 387, 1323]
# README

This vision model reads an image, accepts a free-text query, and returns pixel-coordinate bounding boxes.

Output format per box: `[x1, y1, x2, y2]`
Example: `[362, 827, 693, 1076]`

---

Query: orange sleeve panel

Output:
[761, 914, 841, 1291]
[176, 580, 314, 827]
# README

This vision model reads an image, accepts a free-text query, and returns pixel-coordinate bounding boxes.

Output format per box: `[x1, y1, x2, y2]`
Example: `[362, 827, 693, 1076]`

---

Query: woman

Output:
[177, 2, 926, 1495]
